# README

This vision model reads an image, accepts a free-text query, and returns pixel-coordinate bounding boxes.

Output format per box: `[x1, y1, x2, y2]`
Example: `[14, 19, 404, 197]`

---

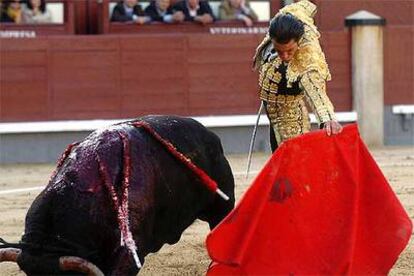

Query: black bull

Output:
[0, 115, 235, 275]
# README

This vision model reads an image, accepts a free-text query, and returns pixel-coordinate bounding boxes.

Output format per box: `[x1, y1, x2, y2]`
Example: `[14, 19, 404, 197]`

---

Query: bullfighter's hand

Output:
[324, 120, 343, 136]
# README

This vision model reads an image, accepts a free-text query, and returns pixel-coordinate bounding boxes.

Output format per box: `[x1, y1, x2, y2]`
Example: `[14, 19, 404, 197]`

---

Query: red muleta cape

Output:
[206, 124, 412, 275]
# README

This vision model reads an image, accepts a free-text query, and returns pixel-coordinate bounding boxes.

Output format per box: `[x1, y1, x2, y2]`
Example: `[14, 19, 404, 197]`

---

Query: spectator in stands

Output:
[1, 0, 24, 23]
[219, 0, 258, 26]
[145, 0, 184, 23]
[22, 0, 52, 24]
[171, 0, 214, 25]
[0, 0, 10, 22]
[111, 0, 150, 24]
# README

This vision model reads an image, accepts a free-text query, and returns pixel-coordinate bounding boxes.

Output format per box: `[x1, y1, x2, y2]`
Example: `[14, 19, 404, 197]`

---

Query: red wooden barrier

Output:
[0, 31, 353, 122]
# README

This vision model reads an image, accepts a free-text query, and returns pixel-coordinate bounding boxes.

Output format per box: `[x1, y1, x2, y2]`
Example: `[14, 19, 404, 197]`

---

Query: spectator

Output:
[1, 0, 24, 23]
[22, 0, 52, 24]
[172, 0, 214, 25]
[0, 0, 11, 22]
[219, 0, 258, 26]
[111, 0, 150, 24]
[145, 0, 184, 23]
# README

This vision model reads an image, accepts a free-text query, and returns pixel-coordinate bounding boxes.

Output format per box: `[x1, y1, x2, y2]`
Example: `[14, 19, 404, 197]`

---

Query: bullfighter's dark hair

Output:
[269, 13, 305, 44]
[26, 0, 47, 13]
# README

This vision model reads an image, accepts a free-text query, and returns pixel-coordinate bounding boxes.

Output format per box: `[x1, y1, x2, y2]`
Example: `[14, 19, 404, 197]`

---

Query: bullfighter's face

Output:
[272, 38, 299, 62]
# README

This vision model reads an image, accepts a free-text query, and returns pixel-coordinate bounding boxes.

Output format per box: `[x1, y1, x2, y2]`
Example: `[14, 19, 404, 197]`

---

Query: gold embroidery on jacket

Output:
[285, 25, 331, 88]
[266, 94, 311, 144]
[270, 71, 282, 83]
[300, 71, 336, 124]
[259, 57, 283, 101]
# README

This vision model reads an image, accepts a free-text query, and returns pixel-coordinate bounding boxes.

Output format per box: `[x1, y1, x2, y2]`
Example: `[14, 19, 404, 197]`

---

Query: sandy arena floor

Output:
[0, 147, 413, 275]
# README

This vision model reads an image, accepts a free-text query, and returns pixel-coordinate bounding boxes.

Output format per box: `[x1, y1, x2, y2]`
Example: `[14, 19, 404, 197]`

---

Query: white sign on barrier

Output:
[0, 30, 36, 38]
[210, 27, 267, 34]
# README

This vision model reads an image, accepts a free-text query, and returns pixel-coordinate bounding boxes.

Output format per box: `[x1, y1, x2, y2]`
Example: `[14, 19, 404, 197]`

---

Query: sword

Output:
[246, 101, 264, 178]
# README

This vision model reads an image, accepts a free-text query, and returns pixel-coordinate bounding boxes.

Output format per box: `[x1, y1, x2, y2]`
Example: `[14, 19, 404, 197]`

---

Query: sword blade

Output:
[246, 101, 264, 178]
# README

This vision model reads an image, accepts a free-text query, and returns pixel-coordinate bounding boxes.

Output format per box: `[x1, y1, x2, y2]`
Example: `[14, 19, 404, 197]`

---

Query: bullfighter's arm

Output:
[300, 70, 337, 125]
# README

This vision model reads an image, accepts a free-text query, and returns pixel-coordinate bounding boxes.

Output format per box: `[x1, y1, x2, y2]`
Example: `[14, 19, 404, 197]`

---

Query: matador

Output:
[253, 0, 342, 151]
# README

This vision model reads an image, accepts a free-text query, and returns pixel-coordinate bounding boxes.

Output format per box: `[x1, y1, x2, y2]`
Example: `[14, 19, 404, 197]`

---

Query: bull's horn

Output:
[59, 256, 104, 276]
[0, 248, 21, 262]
